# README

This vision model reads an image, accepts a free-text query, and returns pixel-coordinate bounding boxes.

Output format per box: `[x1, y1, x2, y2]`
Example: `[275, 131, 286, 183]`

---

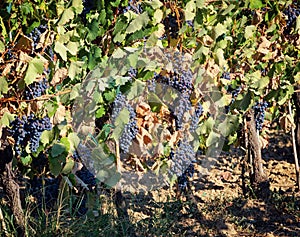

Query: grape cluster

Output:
[221, 72, 231, 80]
[76, 166, 98, 188]
[154, 71, 193, 95]
[177, 162, 195, 191]
[28, 176, 60, 209]
[169, 140, 195, 178]
[163, 14, 180, 38]
[9, 114, 52, 155]
[283, 4, 300, 35]
[253, 101, 268, 131]
[112, 93, 138, 153]
[80, 0, 96, 21]
[190, 102, 203, 132]
[28, 25, 47, 51]
[128, 67, 137, 79]
[24, 78, 48, 100]
[173, 93, 192, 129]
[122, 0, 143, 14]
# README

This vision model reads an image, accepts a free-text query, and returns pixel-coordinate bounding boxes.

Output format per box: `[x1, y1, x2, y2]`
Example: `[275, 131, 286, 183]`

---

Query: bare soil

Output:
[126, 130, 300, 237]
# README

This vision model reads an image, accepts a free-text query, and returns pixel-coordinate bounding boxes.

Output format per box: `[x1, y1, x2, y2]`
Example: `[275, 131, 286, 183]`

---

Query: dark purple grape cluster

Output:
[9, 114, 52, 155]
[168, 140, 195, 178]
[253, 101, 268, 131]
[163, 13, 180, 38]
[221, 72, 231, 80]
[147, 77, 156, 92]
[128, 67, 137, 79]
[24, 78, 48, 100]
[112, 92, 138, 153]
[76, 166, 97, 188]
[119, 120, 139, 153]
[80, 0, 96, 21]
[186, 20, 194, 29]
[190, 102, 203, 132]
[28, 176, 60, 209]
[28, 25, 47, 51]
[177, 162, 195, 191]
[232, 86, 241, 98]
[173, 93, 192, 130]
[122, 0, 143, 14]
[154, 71, 193, 95]
[283, 4, 300, 35]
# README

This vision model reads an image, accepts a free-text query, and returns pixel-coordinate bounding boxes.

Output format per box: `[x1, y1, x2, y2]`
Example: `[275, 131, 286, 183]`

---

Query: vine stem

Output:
[288, 100, 300, 191]
[0, 89, 72, 103]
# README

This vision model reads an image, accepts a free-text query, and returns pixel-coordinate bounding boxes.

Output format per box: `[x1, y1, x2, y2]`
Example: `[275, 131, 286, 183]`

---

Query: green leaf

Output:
[214, 23, 227, 39]
[96, 106, 106, 118]
[249, 0, 263, 9]
[104, 172, 121, 188]
[0, 17, 7, 38]
[185, 0, 196, 21]
[40, 130, 54, 145]
[49, 156, 63, 177]
[66, 41, 79, 55]
[218, 115, 240, 137]
[70, 83, 81, 100]
[62, 158, 75, 174]
[126, 80, 145, 100]
[126, 12, 150, 34]
[244, 25, 256, 39]
[21, 155, 32, 166]
[68, 132, 80, 152]
[0, 112, 14, 127]
[144, 0, 163, 9]
[115, 76, 131, 86]
[153, 9, 163, 24]
[24, 58, 44, 85]
[68, 61, 84, 80]
[51, 143, 66, 157]
[60, 137, 71, 152]
[0, 76, 8, 95]
[54, 42, 68, 61]
[0, 40, 5, 53]
[215, 48, 226, 68]
[72, 0, 83, 14]
[237, 91, 252, 111]
[58, 7, 75, 25]
[111, 108, 130, 141]
[206, 131, 221, 147]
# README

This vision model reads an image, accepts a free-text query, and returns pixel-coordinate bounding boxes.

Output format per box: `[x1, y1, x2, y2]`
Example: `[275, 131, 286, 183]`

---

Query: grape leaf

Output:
[249, 0, 263, 9]
[126, 12, 150, 34]
[62, 157, 75, 174]
[51, 143, 66, 157]
[0, 41, 5, 53]
[110, 108, 130, 141]
[54, 42, 68, 61]
[0, 76, 8, 95]
[58, 7, 75, 25]
[24, 57, 44, 85]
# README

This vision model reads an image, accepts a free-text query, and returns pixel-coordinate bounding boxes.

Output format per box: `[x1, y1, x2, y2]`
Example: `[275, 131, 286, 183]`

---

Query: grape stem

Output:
[0, 89, 71, 103]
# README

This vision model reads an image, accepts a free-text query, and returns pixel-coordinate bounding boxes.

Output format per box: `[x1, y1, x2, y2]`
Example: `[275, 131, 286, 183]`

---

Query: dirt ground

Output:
[125, 129, 300, 237]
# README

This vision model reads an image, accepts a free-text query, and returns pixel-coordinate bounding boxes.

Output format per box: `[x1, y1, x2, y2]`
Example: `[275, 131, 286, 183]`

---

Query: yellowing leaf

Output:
[58, 7, 75, 25]
[185, 0, 196, 21]
[245, 25, 256, 39]
[51, 67, 68, 86]
[54, 41, 68, 61]
[126, 12, 150, 34]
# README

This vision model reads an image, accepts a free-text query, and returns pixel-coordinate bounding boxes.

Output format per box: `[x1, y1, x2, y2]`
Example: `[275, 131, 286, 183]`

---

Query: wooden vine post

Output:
[292, 86, 300, 191]
[0, 129, 25, 236]
[245, 110, 270, 198]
